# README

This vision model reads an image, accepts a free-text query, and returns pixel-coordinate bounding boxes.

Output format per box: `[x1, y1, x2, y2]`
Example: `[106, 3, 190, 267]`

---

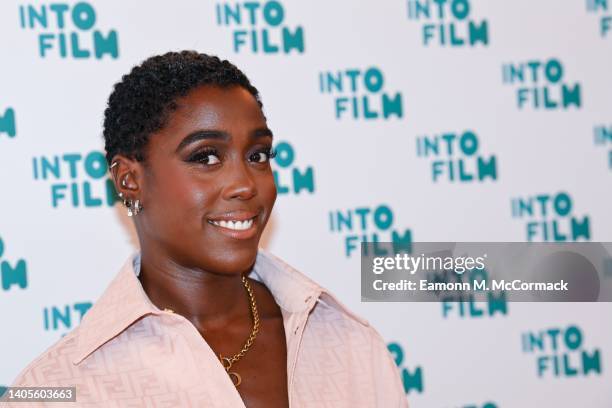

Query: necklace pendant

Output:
[220, 355, 242, 387]
[220, 355, 233, 371]
[228, 371, 242, 387]
[214, 278, 258, 389]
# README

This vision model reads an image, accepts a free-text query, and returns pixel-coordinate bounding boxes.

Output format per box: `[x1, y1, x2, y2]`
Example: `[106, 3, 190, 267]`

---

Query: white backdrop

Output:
[0, 1, 611, 406]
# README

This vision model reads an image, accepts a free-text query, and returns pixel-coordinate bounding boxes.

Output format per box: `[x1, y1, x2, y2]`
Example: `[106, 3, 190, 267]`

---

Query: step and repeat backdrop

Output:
[0, 0, 610, 406]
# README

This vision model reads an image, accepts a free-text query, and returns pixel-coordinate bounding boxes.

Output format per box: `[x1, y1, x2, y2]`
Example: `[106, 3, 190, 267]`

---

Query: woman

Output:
[5, 51, 408, 407]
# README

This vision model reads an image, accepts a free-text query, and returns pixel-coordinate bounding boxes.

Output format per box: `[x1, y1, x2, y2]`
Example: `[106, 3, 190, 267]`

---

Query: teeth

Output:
[210, 218, 254, 231]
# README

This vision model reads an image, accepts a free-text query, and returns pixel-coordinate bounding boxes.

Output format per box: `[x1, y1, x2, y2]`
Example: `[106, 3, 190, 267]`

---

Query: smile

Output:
[206, 210, 260, 240]
[208, 218, 254, 231]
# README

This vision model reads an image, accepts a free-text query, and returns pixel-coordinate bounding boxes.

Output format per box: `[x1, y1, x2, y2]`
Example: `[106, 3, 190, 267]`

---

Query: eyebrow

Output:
[175, 127, 274, 152]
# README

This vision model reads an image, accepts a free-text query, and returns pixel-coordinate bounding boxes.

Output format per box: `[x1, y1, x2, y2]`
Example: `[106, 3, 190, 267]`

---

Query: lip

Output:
[207, 210, 259, 222]
[206, 209, 260, 240]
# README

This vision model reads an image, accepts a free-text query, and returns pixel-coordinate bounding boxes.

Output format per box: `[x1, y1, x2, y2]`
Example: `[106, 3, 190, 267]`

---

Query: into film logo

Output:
[502, 58, 582, 110]
[0, 107, 16, 139]
[522, 324, 602, 378]
[438, 268, 508, 319]
[510, 191, 591, 242]
[586, 0, 611, 37]
[328, 204, 412, 258]
[215, 1, 305, 54]
[318, 67, 403, 120]
[415, 129, 497, 183]
[272, 141, 315, 195]
[0, 235, 28, 292]
[387, 342, 424, 395]
[18, 2, 119, 59]
[593, 124, 612, 170]
[406, 0, 489, 47]
[32, 150, 120, 208]
[44, 301, 92, 333]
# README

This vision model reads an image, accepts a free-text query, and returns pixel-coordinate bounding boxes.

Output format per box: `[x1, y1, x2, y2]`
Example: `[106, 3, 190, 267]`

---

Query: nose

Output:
[221, 160, 257, 201]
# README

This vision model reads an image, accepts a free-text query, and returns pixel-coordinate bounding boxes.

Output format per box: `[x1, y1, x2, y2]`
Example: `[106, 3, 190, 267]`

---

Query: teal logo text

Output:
[19, 2, 119, 59]
[594, 125, 612, 170]
[586, 0, 611, 37]
[319, 67, 403, 120]
[416, 130, 497, 183]
[0, 236, 28, 292]
[273, 141, 315, 195]
[522, 325, 602, 378]
[511, 192, 591, 241]
[329, 204, 412, 257]
[502, 59, 582, 110]
[43, 302, 92, 332]
[32, 151, 119, 208]
[407, 0, 489, 47]
[438, 268, 508, 318]
[388, 342, 424, 394]
[215, 1, 304, 54]
[0, 107, 16, 138]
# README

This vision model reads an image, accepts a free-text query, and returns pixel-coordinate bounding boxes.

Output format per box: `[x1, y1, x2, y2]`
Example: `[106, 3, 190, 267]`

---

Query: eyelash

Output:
[251, 146, 277, 163]
[188, 146, 277, 165]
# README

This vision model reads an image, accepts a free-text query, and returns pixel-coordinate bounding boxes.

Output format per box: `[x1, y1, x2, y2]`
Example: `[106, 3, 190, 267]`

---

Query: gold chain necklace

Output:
[218, 275, 259, 387]
[163, 275, 259, 387]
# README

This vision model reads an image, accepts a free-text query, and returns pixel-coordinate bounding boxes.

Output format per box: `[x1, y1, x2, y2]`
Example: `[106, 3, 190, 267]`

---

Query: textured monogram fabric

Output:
[4, 249, 408, 407]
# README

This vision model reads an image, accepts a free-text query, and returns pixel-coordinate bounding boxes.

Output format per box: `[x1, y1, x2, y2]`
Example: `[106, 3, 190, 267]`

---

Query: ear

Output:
[109, 154, 144, 202]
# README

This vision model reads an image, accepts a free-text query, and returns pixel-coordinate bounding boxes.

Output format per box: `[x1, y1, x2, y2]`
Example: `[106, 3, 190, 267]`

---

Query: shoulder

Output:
[301, 294, 409, 407]
[288, 277, 408, 406]
[255, 249, 389, 351]
[307, 291, 393, 355]
[7, 328, 82, 387]
[254, 248, 372, 327]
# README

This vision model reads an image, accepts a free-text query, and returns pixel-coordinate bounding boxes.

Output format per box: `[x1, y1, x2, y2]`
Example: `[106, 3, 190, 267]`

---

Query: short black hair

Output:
[103, 50, 263, 164]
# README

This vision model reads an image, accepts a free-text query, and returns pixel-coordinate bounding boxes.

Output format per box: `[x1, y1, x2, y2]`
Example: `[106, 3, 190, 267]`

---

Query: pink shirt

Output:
[4, 250, 408, 407]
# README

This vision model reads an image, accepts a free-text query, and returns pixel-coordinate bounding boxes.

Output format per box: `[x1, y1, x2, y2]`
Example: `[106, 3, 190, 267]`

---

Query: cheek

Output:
[144, 168, 217, 226]
[259, 171, 277, 206]
[257, 172, 277, 227]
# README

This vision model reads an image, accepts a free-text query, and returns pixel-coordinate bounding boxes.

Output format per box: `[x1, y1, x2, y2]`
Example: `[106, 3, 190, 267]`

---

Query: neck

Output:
[137, 245, 253, 328]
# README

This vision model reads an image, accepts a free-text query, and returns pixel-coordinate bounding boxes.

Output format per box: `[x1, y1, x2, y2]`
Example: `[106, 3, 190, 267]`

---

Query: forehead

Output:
[171, 85, 265, 130]
[146, 85, 267, 155]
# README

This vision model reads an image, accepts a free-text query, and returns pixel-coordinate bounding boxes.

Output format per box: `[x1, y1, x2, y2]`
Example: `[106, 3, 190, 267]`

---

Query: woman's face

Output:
[126, 85, 277, 275]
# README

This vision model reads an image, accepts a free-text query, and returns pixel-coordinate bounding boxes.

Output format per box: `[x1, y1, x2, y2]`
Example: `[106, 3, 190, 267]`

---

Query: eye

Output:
[204, 154, 221, 165]
[249, 147, 277, 163]
[188, 148, 221, 165]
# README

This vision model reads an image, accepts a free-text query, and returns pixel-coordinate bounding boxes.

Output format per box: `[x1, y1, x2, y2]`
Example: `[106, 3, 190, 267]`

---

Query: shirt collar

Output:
[72, 249, 366, 365]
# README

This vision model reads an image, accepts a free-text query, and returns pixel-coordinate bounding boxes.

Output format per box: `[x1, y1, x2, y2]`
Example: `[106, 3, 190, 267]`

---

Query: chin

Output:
[203, 245, 259, 275]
